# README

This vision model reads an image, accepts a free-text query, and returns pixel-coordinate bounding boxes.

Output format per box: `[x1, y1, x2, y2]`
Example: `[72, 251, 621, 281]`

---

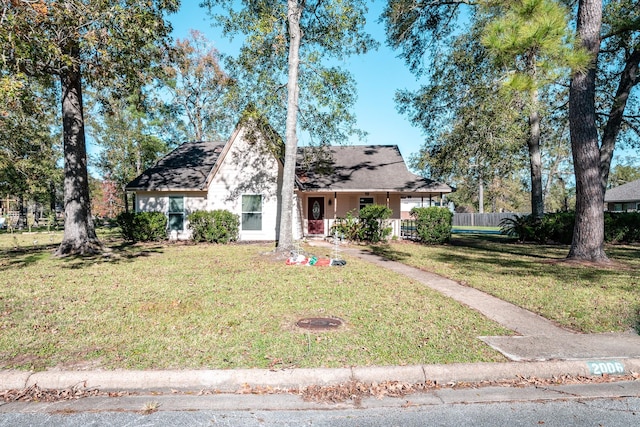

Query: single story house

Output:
[125, 121, 452, 241]
[604, 178, 640, 212]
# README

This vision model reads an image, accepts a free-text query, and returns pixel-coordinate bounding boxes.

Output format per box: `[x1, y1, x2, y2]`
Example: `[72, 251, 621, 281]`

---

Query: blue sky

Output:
[169, 1, 427, 163]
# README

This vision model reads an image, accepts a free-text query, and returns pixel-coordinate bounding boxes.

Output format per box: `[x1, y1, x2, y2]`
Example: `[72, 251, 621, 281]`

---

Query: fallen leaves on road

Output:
[0, 382, 101, 402]
[296, 373, 640, 404]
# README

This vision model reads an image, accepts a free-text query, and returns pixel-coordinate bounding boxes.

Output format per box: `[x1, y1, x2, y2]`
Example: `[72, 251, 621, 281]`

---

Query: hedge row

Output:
[116, 210, 240, 243]
[500, 211, 640, 244]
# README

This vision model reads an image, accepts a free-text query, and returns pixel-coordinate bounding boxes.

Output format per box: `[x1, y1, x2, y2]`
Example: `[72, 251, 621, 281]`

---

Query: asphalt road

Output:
[1, 397, 638, 426]
[1, 381, 639, 427]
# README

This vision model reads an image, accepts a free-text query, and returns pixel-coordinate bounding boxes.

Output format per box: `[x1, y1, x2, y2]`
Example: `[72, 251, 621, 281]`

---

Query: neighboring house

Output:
[125, 121, 452, 241]
[400, 197, 453, 219]
[604, 178, 640, 212]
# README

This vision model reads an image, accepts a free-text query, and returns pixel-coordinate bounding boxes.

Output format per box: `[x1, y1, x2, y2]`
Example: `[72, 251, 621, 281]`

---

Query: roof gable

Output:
[604, 178, 640, 202]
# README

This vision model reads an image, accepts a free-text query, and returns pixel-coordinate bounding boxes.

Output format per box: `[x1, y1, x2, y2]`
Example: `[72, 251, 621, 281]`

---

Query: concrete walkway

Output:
[335, 244, 640, 362]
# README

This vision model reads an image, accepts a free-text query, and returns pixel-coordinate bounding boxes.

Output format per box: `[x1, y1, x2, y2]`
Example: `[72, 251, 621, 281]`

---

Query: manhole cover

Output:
[296, 317, 343, 330]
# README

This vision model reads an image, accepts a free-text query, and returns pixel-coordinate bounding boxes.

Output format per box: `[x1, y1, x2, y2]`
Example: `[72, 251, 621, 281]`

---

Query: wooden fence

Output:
[452, 212, 524, 227]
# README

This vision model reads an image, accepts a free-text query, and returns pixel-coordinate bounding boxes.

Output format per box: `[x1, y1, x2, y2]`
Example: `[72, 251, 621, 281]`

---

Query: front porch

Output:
[298, 191, 448, 240]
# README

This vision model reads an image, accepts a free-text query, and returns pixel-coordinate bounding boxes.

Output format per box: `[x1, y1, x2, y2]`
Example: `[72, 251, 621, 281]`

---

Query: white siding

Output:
[207, 127, 283, 241]
[135, 191, 207, 240]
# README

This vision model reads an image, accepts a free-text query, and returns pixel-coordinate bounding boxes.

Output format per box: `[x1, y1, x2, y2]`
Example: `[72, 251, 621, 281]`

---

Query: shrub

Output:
[501, 211, 640, 244]
[330, 211, 361, 241]
[331, 205, 392, 243]
[605, 211, 640, 243]
[358, 204, 392, 243]
[500, 213, 573, 244]
[188, 210, 239, 243]
[499, 214, 538, 242]
[116, 211, 167, 242]
[539, 212, 574, 244]
[410, 207, 453, 244]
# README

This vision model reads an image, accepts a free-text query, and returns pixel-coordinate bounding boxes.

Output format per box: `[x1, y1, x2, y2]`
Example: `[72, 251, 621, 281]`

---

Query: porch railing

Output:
[324, 218, 410, 240]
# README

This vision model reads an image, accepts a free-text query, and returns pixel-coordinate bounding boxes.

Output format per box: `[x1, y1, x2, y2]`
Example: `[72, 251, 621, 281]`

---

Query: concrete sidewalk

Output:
[1, 241, 640, 396]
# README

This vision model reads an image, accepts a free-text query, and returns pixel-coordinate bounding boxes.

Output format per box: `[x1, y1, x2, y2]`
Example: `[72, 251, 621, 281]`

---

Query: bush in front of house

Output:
[116, 211, 167, 242]
[330, 211, 360, 241]
[410, 207, 453, 244]
[188, 210, 239, 243]
[357, 204, 393, 243]
[330, 205, 392, 243]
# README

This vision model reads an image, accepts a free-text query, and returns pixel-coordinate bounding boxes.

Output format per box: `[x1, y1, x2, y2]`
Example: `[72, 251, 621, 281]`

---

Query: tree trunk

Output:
[478, 175, 484, 214]
[526, 53, 544, 219]
[56, 61, 101, 256]
[528, 107, 544, 219]
[567, 0, 608, 262]
[48, 179, 57, 221]
[276, 0, 303, 252]
[599, 48, 640, 193]
[17, 194, 26, 229]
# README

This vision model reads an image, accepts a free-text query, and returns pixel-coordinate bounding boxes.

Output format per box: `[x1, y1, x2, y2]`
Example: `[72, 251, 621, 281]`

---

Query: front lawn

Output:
[0, 233, 509, 371]
[370, 236, 640, 333]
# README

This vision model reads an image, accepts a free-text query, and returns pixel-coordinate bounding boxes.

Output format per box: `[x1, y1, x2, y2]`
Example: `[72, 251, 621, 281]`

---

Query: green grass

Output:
[0, 232, 509, 371]
[451, 226, 501, 231]
[370, 235, 640, 334]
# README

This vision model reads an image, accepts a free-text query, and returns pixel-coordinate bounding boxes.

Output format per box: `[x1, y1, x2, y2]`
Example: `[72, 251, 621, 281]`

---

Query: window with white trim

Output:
[242, 194, 262, 231]
[168, 196, 184, 231]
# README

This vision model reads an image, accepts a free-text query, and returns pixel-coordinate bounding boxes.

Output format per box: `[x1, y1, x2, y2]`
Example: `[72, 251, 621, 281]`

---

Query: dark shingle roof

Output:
[126, 141, 225, 191]
[604, 178, 640, 202]
[126, 141, 451, 195]
[296, 145, 451, 193]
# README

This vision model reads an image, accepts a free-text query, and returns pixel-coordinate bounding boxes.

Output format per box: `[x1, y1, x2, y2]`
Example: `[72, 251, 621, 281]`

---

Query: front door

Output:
[307, 197, 325, 235]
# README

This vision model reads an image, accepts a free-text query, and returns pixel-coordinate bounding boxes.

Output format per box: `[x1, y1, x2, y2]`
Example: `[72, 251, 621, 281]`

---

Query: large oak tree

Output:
[383, 0, 639, 262]
[0, 0, 179, 255]
[568, 0, 639, 262]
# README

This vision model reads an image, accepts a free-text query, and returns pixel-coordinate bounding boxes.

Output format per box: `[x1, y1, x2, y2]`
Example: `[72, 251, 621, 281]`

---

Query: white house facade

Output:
[126, 120, 451, 241]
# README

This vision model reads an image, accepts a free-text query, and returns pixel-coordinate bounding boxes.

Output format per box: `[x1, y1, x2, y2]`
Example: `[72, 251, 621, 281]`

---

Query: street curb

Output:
[2, 358, 639, 393]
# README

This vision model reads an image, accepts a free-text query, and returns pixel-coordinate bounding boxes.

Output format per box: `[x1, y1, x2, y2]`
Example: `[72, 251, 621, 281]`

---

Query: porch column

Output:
[333, 192, 337, 218]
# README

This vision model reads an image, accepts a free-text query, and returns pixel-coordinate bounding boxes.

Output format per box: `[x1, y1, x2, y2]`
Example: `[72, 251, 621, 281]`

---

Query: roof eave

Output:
[297, 187, 452, 193]
[125, 187, 208, 193]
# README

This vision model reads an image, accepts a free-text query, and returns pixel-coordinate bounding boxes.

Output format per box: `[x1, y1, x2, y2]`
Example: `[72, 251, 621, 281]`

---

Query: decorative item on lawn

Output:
[285, 252, 346, 267]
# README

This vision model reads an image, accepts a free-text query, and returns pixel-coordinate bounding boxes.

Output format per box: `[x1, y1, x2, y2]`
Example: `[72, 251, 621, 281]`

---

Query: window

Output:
[168, 196, 184, 231]
[359, 197, 374, 211]
[242, 195, 262, 231]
